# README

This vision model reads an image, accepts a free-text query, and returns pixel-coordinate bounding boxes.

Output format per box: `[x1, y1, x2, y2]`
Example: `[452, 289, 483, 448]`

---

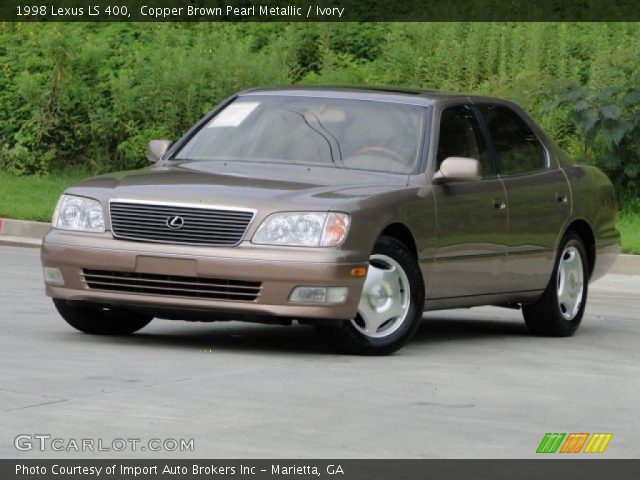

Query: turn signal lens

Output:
[320, 213, 350, 247]
[350, 267, 367, 277]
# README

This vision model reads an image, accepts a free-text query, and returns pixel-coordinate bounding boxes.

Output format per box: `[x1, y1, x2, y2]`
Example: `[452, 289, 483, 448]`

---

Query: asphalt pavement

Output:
[1, 245, 638, 458]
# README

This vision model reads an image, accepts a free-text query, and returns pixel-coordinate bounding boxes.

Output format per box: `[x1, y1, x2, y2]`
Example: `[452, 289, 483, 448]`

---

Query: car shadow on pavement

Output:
[411, 316, 529, 346]
[82, 323, 332, 356]
[58, 315, 530, 355]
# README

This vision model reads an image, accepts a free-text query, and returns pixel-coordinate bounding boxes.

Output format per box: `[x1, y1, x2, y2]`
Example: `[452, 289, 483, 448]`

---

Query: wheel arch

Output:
[378, 222, 419, 259]
[562, 219, 596, 278]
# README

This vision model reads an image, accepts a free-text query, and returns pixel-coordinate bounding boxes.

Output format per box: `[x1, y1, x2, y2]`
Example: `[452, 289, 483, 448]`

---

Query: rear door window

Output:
[478, 105, 547, 176]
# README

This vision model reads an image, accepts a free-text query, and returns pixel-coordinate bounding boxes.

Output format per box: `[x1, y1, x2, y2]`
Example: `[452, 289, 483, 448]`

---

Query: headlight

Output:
[52, 194, 105, 233]
[252, 212, 350, 247]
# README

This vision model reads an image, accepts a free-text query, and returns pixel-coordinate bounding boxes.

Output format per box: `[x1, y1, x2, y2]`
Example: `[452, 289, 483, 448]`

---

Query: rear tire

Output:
[53, 299, 153, 335]
[522, 232, 589, 337]
[314, 236, 425, 355]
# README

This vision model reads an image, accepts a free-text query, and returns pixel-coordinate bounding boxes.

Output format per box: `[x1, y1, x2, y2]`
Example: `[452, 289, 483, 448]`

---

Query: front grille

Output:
[109, 201, 254, 246]
[82, 269, 262, 302]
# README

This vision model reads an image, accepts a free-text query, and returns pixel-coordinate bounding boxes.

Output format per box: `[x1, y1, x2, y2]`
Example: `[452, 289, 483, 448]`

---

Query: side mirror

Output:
[147, 140, 173, 164]
[433, 157, 481, 183]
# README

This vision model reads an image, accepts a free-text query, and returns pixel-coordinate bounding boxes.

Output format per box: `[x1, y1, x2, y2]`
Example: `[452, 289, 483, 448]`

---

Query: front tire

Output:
[522, 232, 589, 337]
[53, 299, 153, 335]
[314, 236, 425, 355]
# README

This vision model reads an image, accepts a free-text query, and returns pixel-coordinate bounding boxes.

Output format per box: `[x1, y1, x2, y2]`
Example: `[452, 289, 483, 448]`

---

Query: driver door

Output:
[431, 105, 508, 299]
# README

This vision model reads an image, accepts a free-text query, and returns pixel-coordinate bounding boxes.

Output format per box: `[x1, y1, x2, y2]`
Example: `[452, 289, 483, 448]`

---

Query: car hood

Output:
[66, 161, 410, 211]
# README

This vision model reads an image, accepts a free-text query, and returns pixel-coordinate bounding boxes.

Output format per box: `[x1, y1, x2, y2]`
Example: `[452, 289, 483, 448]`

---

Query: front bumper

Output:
[41, 230, 367, 321]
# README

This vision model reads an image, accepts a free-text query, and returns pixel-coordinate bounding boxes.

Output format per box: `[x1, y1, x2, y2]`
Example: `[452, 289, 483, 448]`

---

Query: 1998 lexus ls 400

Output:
[41, 87, 620, 354]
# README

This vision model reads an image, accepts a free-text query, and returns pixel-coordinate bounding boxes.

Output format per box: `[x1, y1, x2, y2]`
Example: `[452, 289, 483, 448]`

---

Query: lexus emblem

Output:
[166, 216, 185, 230]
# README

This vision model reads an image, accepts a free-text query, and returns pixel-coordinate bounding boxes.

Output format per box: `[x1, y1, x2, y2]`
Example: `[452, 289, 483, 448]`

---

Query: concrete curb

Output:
[0, 235, 42, 248]
[610, 254, 640, 275]
[0, 218, 50, 239]
[1, 217, 639, 273]
[0, 218, 48, 248]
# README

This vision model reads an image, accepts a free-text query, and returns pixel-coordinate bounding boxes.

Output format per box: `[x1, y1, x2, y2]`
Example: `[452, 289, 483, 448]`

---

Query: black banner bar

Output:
[0, 0, 639, 22]
[2, 460, 640, 480]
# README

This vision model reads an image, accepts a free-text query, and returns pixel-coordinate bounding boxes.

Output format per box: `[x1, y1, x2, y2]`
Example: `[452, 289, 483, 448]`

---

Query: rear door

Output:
[431, 104, 508, 298]
[476, 104, 571, 292]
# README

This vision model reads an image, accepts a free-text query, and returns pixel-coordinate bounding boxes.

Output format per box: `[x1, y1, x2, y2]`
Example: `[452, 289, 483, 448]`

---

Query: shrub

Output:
[1, 22, 639, 207]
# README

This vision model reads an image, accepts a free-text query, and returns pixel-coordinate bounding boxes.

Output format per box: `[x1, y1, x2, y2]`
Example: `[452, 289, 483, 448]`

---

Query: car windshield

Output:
[175, 95, 426, 174]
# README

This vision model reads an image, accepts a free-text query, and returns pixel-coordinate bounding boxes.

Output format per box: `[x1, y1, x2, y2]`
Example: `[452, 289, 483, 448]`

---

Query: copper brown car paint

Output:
[41, 87, 620, 354]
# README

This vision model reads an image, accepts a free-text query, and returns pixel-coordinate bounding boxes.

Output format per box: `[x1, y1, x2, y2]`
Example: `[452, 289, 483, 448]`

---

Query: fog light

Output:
[43, 267, 65, 286]
[289, 286, 349, 304]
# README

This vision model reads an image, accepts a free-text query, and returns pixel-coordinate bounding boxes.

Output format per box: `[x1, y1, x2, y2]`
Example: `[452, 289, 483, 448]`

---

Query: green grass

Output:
[617, 211, 640, 255]
[1, 172, 639, 253]
[0, 171, 87, 222]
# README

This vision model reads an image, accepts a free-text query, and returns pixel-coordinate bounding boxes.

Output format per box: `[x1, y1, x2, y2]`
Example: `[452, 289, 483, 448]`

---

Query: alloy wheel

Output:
[351, 254, 411, 338]
[556, 245, 584, 320]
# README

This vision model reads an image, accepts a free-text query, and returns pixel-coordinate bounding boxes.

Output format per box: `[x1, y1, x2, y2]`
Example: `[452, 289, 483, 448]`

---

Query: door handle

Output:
[493, 200, 506, 210]
[557, 194, 568, 204]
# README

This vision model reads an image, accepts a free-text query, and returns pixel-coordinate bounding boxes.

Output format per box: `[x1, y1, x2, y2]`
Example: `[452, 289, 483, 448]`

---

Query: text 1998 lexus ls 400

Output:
[41, 87, 620, 355]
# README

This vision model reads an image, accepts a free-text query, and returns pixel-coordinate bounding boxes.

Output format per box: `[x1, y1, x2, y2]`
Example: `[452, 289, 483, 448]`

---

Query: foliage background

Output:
[0, 22, 639, 204]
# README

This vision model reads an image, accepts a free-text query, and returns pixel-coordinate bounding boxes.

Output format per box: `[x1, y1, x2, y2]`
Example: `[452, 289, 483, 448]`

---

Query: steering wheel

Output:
[356, 146, 405, 163]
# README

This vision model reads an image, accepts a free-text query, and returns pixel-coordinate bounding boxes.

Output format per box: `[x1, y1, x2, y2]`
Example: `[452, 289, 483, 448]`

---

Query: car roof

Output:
[238, 85, 505, 107]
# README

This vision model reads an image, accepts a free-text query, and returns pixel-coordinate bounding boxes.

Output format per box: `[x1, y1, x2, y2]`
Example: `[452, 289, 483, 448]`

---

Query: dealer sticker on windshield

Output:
[207, 101, 260, 128]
